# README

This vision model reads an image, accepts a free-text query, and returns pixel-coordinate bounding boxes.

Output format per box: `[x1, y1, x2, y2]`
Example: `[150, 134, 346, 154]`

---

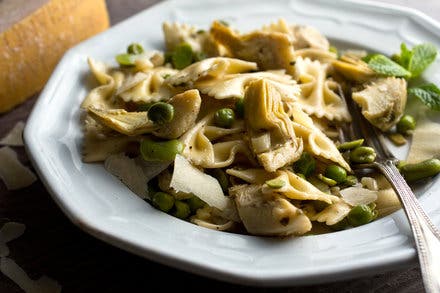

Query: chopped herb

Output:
[367, 54, 411, 78]
[408, 83, 440, 111]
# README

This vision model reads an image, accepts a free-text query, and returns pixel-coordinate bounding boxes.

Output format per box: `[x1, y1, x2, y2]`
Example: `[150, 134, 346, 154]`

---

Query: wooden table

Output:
[1, 0, 438, 292]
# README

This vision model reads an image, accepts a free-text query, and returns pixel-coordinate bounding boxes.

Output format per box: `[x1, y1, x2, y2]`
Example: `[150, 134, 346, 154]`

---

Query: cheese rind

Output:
[0, 0, 110, 113]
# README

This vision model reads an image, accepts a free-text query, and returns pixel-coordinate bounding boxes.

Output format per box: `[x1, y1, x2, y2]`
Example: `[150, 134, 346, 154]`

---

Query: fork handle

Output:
[376, 160, 440, 293]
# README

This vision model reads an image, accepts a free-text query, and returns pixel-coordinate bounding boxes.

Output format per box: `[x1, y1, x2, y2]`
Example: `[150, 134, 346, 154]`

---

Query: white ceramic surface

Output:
[24, 0, 440, 287]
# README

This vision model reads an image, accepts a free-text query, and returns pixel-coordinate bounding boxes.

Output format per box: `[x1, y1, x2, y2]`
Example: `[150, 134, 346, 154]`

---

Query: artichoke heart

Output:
[230, 184, 312, 236]
[153, 89, 202, 139]
[211, 21, 296, 74]
[332, 54, 376, 83]
[87, 107, 157, 136]
[244, 79, 303, 172]
[352, 77, 407, 131]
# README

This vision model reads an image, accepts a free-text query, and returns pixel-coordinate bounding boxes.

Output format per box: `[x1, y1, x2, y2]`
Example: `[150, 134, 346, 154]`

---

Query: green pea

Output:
[208, 169, 229, 193]
[140, 138, 183, 162]
[400, 158, 440, 182]
[173, 201, 191, 219]
[293, 152, 316, 177]
[172, 43, 193, 69]
[344, 175, 358, 186]
[324, 165, 347, 184]
[337, 139, 364, 151]
[152, 192, 175, 213]
[127, 43, 144, 55]
[317, 174, 337, 186]
[297, 173, 306, 180]
[347, 205, 376, 227]
[235, 98, 245, 118]
[214, 108, 235, 128]
[265, 178, 285, 189]
[187, 196, 206, 213]
[148, 102, 174, 125]
[396, 114, 416, 135]
[115, 53, 136, 66]
[350, 146, 376, 164]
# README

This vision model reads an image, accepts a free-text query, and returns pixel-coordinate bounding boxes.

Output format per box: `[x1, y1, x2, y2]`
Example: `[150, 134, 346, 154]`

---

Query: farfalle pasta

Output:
[80, 17, 440, 238]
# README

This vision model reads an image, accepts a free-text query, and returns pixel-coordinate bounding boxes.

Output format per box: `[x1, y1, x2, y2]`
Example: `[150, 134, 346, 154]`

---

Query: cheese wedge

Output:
[0, 0, 110, 113]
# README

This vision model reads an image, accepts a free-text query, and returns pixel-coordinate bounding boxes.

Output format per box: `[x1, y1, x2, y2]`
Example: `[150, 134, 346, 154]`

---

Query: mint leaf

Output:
[408, 43, 437, 77]
[367, 54, 411, 78]
[399, 43, 413, 69]
[408, 83, 440, 111]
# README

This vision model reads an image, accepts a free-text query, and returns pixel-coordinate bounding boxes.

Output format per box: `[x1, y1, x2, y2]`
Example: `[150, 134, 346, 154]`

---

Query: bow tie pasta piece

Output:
[229, 184, 312, 236]
[210, 21, 296, 74]
[180, 113, 255, 168]
[293, 48, 337, 64]
[294, 57, 351, 122]
[166, 57, 257, 87]
[288, 104, 351, 171]
[307, 199, 352, 226]
[195, 71, 300, 101]
[352, 77, 407, 131]
[163, 22, 224, 57]
[244, 79, 303, 171]
[116, 67, 178, 104]
[261, 18, 330, 51]
[262, 171, 338, 204]
[81, 58, 125, 110]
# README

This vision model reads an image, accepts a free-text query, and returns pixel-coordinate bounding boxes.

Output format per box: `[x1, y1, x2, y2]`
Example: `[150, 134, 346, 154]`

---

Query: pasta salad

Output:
[79, 19, 440, 236]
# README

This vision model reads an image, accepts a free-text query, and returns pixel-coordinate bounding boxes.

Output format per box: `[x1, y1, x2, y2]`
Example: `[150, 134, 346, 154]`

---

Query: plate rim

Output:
[23, 0, 440, 287]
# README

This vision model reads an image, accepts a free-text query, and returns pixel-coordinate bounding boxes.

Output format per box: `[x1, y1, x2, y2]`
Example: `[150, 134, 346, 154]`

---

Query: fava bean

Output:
[324, 165, 347, 183]
[115, 53, 136, 66]
[140, 138, 183, 161]
[265, 178, 286, 189]
[350, 146, 376, 163]
[400, 158, 440, 182]
[337, 139, 364, 151]
[317, 174, 337, 186]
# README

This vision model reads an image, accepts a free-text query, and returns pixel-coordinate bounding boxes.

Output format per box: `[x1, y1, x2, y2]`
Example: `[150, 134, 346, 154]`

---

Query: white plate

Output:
[24, 0, 440, 287]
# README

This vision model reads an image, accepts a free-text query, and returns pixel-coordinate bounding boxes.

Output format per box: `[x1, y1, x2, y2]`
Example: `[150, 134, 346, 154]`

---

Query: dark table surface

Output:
[1, 0, 439, 292]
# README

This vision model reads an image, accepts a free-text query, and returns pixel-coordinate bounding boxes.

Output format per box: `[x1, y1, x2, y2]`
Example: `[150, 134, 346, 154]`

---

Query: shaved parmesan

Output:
[0, 147, 37, 190]
[0, 257, 61, 293]
[170, 155, 229, 211]
[0, 121, 25, 146]
[407, 119, 440, 164]
[105, 154, 170, 199]
[0, 222, 26, 257]
[340, 187, 378, 206]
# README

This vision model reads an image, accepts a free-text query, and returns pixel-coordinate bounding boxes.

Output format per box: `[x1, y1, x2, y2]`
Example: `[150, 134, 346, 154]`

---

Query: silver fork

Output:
[341, 91, 440, 293]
